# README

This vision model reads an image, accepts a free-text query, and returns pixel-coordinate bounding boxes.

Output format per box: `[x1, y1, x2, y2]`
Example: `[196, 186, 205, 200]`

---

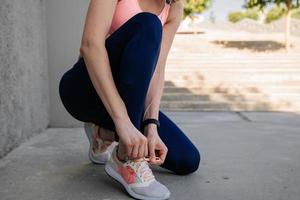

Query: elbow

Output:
[80, 38, 105, 57]
[79, 44, 87, 57]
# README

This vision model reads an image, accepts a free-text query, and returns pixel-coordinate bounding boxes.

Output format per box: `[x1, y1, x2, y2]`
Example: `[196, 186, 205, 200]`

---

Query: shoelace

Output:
[114, 146, 155, 183]
[128, 158, 155, 182]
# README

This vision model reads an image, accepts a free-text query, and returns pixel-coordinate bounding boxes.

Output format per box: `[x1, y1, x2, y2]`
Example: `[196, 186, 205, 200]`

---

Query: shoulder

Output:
[165, 0, 184, 24]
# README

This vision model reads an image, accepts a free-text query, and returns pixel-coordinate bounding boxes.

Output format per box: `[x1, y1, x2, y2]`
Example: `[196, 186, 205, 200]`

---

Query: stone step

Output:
[164, 73, 300, 82]
[165, 70, 300, 75]
[167, 55, 300, 61]
[163, 86, 300, 93]
[160, 101, 300, 112]
[164, 80, 300, 86]
[167, 59, 299, 64]
[161, 93, 300, 101]
[159, 35, 300, 111]
[160, 106, 299, 112]
[160, 101, 231, 111]
[168, 55, 299, 57]
[166, 67, 300, 71]
[167, 52, 300, 56]
[165, 67, 300, 72]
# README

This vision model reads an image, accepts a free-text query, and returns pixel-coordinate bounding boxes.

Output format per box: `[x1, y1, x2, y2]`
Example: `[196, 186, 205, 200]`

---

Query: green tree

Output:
[265, 6, 300, 22]
[228, 9, 259, 23]
[228, 11, 246, 23]
[265, 5, 286, 23]
[246, 0, 300, 51]
[183, 0, 211, 18]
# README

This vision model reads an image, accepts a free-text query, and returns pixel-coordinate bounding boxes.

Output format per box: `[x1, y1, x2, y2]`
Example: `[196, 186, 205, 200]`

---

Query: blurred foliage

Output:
[265, 5, 286, 23]
[293, 7, 300, 18]
[228, 9, 259, 23]
[227, 0, 300, 23]
[245, 0, 300, 50]
[228, 11, 246, 23]
[246, 0, 300, 10]
[183, 0, 211, 18]
[265, 6, 300, 22]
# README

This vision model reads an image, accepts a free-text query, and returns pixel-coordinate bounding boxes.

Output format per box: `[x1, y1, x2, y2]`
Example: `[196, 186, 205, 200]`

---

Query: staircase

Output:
[160, 34, 300, 112]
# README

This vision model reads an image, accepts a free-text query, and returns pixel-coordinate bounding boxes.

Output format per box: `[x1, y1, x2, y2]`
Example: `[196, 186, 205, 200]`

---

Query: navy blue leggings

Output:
[58, 12, 200, 175]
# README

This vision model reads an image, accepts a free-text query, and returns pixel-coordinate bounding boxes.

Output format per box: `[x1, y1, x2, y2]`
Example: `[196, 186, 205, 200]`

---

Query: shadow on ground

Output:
[211, 40, 286, 52]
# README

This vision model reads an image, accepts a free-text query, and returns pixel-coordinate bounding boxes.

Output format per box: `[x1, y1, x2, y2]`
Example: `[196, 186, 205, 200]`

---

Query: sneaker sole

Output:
[104, 163, 170, 200]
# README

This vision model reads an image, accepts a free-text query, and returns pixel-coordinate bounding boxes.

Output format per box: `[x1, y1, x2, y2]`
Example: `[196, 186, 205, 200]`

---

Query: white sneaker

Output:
[105, 145, 171, 200]
[84, 122, 118, 164]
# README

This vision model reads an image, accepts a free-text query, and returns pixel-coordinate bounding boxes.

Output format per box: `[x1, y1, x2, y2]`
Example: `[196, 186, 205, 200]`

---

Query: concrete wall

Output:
[45, 0, 89, 127]
[0, 0, 49, 158]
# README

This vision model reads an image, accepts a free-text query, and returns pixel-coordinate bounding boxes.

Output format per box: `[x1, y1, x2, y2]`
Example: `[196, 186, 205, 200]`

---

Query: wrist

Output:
[145, 123, 158, 130]
[112, 104, 130, 123]
[144, 124, 158, 137]
[143, 109, 158, 119]
[113, 113, 131, 127]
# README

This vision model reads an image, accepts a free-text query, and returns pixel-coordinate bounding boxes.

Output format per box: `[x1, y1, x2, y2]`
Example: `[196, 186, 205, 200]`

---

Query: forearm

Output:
[80, 44, 130, 123]
[143, 62, 166, 120]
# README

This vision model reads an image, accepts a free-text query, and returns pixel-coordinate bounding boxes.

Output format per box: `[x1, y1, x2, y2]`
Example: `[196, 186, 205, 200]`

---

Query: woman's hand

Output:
[144, 124, 168, 165]
[114, 117, 148, 160]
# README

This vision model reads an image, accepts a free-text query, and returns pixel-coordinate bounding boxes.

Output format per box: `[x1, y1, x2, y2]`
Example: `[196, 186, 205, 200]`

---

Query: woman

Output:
[58, 0, 201, 199]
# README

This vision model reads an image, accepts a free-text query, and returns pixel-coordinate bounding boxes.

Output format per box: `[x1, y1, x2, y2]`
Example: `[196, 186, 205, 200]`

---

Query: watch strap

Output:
[142, 118, 160, 130]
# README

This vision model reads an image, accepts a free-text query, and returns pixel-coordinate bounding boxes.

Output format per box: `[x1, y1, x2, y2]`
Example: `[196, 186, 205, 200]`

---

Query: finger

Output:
[150, 149, 162, 165]
[154, 156, 163, 165]
[137, 139, 145, 159]
[131, 143, 139, 159]
[144, 140, 148, 158]
[151, 156, 162, 165]
[122, 141, 132, 160]
[159, 147, 168, 164]
[149, 142, 156, 163]
[149, 149, 161, 165]
[149, 156, 160, 165]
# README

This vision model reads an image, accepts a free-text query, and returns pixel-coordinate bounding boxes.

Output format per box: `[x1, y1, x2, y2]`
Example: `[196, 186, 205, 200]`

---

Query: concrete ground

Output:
[1, 111, 300, 200]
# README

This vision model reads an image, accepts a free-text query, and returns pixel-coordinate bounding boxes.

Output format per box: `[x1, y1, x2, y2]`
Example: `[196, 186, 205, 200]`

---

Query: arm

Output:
[80, 0, 129, 123]
[143, 0, 184, 165]
[80, 0, 148, 159]
[143, 0, 184, 121]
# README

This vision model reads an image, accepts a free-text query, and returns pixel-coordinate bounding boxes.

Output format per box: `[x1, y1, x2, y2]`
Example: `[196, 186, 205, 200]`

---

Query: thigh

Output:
[58, 16, 138, 130]
[59, 13, 153, 131]
[59, 58, 113, 128]
[157, 111, 201, 175]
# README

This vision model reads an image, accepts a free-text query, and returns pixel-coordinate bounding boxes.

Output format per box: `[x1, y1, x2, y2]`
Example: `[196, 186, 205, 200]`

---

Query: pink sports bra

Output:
[107, 0, 171, 37]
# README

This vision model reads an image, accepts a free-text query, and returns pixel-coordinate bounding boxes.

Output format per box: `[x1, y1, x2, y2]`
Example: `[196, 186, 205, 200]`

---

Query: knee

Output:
[132, 12, 163, 44]
[58, 72, 69, 101]
[174, 147, 201, 175]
